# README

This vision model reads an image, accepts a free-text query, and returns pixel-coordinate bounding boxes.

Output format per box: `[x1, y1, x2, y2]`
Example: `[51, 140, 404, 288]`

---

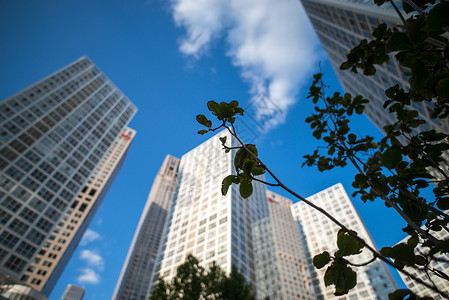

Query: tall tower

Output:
[113, 155, 180, 300]
[300, 0, 449, 134]
[252, 190, 314, 300]
[0, 57, 136, 288]
[291, 183, 397, 300]
[154, 131, 269, 293]
[23, 128, 136, 296]
[60, 284, 85, 300]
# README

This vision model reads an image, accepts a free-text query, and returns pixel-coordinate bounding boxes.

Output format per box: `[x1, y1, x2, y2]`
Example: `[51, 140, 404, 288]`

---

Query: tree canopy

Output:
[149, 255, 255, 300]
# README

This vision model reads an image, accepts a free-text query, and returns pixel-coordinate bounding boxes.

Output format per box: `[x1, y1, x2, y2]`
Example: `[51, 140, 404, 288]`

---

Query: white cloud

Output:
[77, 268, 100, 285]
[80, 249, 104, 270]
[80, 229, 101, 246]
[171, 0, 323, 129]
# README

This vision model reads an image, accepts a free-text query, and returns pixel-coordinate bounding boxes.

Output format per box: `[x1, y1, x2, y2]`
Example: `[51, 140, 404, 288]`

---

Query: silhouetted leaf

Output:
[381, 148, 402, 169]
[239, 180, 253, 199]
[313, 252, 331, 269]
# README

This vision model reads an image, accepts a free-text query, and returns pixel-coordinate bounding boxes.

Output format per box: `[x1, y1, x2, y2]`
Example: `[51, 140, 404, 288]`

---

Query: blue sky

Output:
[1, 0, 408, 298]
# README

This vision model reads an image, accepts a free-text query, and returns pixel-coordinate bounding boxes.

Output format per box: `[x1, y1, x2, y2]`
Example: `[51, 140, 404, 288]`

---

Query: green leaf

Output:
[246, 144, 258, 157]
[196, 114, 212, 128]
[198, 129, 208, 135]
[336, 230, 363, 257]
[313, 129, 322, 139]
[207, 101, 219, 113]
[313, 252, 331, 269]
[324, 266, 334, 287]
[348, 134, 357, 144]
[437, 197, 449, 210]
[427, 2, 449, 32]
[218, 102, 234, 118]
[239, 180, 253, 199]
[229, 100, 239, 107]
[222, 175, 238, 196]
[234, 148, 247, 169]
[380, 148, 402, 169]
[429, 239, 449, 256]
[251, 165, 265, 176]
[219, 136, 227, 145]
[372, 23, 387, 38]
[414, 255, 427, 266]
[325, 261, 357, 295]
[242, 158, 256, 175]
[381, 243, 415, 266]
[385, 32, 412, 52]
[334, 264, 357, 296]
[388, 289, 412, 300]
[436, 78, 449, 99]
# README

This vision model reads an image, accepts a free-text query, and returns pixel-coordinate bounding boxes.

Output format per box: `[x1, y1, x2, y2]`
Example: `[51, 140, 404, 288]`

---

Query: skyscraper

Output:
[24, 128, 136, 296]
[300, 0, 449, 134]
[154, 131, 269, 292]
[291, 183, 397, 300]
[0, 57, 136, 290]
[60, 284, 85, 300]
[252, 190, 314, 300]
[113, 155, 179, 300]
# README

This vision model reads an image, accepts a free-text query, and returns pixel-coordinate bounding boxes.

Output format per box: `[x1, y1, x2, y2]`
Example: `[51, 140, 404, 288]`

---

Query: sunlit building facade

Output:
[60, 284, 85, 300]
[252, 190, 314, 300]
[291, 183, 396, 300]
[113, 155, 180, 300]
[23, 128, 136, 295]
[0, 57, 137, 294]
[153, 131, 269, 294]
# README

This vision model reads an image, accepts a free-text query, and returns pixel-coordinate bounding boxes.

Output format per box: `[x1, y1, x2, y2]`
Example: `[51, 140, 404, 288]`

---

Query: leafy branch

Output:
[196, 100, 448, 298]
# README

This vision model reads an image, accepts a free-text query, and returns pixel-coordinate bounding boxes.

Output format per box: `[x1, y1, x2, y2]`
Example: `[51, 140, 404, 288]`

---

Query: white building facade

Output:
[154, 131, 269, 292]
[291, 183, 397, 300]
[113, 155, 180, 300]
[252, 190, 314, 300]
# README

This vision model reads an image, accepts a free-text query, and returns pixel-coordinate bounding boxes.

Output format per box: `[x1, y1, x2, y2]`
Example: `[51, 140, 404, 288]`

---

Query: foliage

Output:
[149, 254, 255, 300]
[303, 0, 449, 297]
[196, 0, 449, 299]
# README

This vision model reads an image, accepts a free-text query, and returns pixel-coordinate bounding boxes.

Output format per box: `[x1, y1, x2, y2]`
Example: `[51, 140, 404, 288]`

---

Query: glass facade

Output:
[253, 191, 315, 300]
[0, 57, 137, 285]
[300, 0, 449, 135]
[113, 155, 179, 300]
[291, 183, 397, 300]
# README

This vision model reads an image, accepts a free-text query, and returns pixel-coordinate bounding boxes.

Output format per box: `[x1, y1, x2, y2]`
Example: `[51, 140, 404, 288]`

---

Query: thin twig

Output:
[344, 256, 377, 267]
[250, 176, 280, 187]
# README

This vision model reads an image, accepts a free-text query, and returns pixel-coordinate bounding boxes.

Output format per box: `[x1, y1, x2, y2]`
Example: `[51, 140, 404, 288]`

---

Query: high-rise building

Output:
[112, 155, 179, 300]
[0, 57, 137, 291]
[299, 0, 449, 134]
[252, 190, 314, 300]
[60, 284, 85, 300]
[291, 183, 397, 300]
[153, 131, 270, 294]
[397, 228, 449, 299]
[23, 128, 136, 296]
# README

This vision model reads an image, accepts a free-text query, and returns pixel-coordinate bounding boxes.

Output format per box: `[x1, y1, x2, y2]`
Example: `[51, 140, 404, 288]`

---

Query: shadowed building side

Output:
[112, 155, 179, 300]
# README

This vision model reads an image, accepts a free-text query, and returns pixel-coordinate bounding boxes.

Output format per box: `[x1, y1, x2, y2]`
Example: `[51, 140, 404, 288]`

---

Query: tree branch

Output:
[222, 124, 449, 298]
